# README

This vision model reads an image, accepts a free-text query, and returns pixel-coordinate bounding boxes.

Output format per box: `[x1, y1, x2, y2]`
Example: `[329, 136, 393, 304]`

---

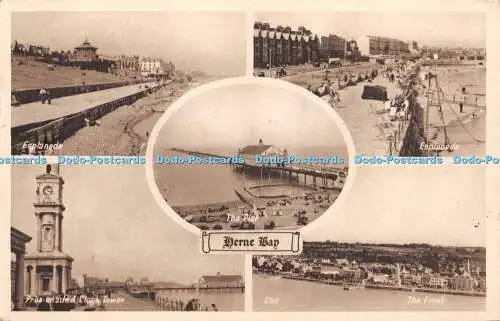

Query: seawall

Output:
[398, 93, 426, 156]
[12, 84, 163, 154]
[12, 80, 143, 106]
[391, 69, 426, 157]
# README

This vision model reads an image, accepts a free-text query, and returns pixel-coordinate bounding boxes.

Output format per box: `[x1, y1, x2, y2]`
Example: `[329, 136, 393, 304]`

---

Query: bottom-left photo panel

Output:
[10, 163, 245, 312]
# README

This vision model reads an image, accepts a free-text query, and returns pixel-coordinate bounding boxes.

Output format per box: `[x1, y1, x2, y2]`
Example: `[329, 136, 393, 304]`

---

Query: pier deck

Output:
[170, 148, 347, 179]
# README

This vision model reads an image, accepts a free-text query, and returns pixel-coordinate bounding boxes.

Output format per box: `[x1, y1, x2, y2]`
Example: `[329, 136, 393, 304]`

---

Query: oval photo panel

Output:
[146, 77, 355, 234]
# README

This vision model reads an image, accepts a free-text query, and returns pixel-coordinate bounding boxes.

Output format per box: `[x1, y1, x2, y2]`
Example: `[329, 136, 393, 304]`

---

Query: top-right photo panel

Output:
[253, 12, 486, 157]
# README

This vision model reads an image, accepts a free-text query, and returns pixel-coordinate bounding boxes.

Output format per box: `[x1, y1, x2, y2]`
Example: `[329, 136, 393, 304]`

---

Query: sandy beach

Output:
[56, 81, 199, 155]
[173, 187, 338, 230]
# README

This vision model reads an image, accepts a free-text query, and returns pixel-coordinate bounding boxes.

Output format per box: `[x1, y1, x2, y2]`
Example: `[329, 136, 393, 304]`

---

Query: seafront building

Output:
[71, 39, 98, 62]
[140, 57, 164, 77]
[197, 274, 244, 288]
[253, 22, 421, 68]
[319, 34, 361, 61]
[356, 35, 411, 56]
[237, 139, 288, 166]
[11, 227, 32, 310]
[254, 252, 486, 293]
[253, 22, 320, 68]
[12, 38, 176, 78]
[115, 55, 141, 72]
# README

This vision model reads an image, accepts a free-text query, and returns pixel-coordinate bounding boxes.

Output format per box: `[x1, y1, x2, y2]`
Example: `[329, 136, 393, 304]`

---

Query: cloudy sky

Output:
[12, 12, 246, 76]
[155, 83, 349, 152]
[255, 12, 485, 48]
[11, 165, 244, 283]
[305, 165, 486, 247]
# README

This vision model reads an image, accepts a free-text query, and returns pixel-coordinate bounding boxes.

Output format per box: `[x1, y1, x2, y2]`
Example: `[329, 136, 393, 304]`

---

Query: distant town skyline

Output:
[155, 83, 350, 153]
[11, 12, 246, 76]
[11, 165, 244, 283]
[255, 12, 485, 49]
[305, 165, 486, 247]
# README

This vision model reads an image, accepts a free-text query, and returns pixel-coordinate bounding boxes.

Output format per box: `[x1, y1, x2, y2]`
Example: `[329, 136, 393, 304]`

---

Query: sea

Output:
[154, 146, 348, 207]
[156, 289, 244, 311]
[253, 275, 486, 311]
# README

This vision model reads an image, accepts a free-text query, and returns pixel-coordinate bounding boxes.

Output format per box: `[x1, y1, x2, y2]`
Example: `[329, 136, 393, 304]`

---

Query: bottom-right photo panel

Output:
[253, 165, 486, 311]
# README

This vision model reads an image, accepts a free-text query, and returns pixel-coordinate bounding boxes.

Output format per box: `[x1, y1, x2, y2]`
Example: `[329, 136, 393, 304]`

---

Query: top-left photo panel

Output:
[10, 11, 247, 156]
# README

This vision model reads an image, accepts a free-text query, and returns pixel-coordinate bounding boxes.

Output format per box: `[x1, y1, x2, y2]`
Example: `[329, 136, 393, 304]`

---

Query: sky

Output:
[305, 165, 486, 247]
[11, 165, 244, 284]
[155, 83, 349, 151]
[11, 12, 246, 76]
[255, 12, 485, 48]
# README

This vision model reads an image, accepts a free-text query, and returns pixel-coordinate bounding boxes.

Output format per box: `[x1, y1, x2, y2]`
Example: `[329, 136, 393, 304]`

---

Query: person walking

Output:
[39, 87, 47, 104]
[46, 89, 51, 105]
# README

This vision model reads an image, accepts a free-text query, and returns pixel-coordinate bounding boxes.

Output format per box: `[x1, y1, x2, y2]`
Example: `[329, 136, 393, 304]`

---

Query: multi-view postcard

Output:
[3, 2, 499, 321]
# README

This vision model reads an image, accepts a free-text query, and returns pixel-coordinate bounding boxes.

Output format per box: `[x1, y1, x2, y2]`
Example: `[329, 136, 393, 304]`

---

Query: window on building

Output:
[42, 278, 50, 291]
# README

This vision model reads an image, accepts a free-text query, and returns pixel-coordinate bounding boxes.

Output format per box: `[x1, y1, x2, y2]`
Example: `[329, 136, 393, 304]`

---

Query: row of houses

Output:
[254, 22, 321, 68]
[419, 46, 486, 60]
[255, 255, 486, 292]
[12, 39, 175, 78]
[12, 39, 114, 73]
[253, 22, 419, 68]
[113, 55, 176, 78]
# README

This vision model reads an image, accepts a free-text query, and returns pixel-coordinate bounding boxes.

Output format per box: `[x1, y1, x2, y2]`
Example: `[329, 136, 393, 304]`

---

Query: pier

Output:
[11, 82, 166, 154]
[170, 148, 347, 190]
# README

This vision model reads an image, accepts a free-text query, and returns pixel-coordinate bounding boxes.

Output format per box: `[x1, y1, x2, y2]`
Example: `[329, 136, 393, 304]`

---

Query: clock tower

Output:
[25, 165, 73, 296]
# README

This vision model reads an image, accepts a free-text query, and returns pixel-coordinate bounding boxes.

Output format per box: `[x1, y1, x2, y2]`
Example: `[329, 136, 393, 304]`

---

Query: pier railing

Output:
[170, 148, 347, 178]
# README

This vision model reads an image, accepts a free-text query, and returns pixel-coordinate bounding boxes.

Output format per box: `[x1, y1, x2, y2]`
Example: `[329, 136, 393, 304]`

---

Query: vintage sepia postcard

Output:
[1, 0, 499, 321]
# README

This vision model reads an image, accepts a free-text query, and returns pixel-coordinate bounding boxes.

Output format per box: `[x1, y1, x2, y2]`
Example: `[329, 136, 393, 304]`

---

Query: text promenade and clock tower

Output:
[25, 165, 73, 296]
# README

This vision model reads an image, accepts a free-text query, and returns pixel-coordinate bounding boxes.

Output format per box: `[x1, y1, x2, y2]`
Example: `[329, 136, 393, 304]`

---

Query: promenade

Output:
[276, 62, 484, 155]
[12, 82, 157, 128]
[281, 66, 400, 155]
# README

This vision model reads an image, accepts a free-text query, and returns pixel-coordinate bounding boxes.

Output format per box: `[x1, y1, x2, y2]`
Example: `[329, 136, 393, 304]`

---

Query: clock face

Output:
[42, 185, 54, 196]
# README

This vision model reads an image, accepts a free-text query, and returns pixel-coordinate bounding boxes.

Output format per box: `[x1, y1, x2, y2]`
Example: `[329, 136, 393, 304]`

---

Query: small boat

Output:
[343, 284, 351, 291]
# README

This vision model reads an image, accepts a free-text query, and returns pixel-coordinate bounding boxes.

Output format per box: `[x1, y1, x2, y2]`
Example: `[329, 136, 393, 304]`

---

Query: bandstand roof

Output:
[239, 144, 273, 155]
[75, 40, 97, 51]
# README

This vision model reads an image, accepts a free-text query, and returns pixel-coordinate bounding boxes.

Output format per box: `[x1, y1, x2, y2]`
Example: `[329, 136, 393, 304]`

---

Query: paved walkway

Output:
[282, 67, 398, 155]
[12, 82, 158, 128]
